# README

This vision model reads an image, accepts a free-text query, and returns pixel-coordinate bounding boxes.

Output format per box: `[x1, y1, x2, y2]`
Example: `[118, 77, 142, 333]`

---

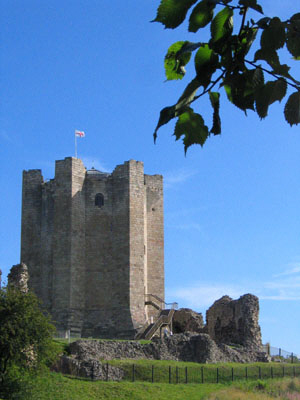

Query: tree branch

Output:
[193, 72, 226, 103]
[238, 7, 248, 37]
[245, 59, 300, 90]
[212, 1, 242, 10]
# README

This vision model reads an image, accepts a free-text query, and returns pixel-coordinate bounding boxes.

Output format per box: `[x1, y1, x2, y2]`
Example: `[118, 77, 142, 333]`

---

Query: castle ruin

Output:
[21, 157, 164, 338]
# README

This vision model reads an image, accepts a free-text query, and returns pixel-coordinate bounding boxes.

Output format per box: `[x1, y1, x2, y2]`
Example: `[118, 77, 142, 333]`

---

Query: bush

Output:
[0, 286, 57, 398]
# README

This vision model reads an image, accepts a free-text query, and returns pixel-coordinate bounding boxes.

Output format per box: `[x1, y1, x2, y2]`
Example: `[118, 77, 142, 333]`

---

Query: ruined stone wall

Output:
[8, 263, 29, 293]
[206, 294, 262, 349]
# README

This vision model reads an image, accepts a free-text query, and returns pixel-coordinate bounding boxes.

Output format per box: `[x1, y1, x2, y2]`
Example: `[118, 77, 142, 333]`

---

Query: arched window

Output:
[95, 193, 104, 208]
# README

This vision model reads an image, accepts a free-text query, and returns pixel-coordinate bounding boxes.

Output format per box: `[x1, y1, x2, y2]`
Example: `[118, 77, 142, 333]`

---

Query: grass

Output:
[22, 340, 297, 400]
[13, 371, 222, 400]
[107, 358, 300, 384]
[205, 377, 300, 399]
[8, 372, 300, 400]
[53, 337, 152, 345]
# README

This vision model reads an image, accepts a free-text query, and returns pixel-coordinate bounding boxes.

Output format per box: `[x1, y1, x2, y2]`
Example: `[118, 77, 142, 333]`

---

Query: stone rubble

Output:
[56, 331, 269, 380]
[206, 294, 262, 349]
[7, 263, 29, 293]
[172, 308, 205, 334]
[6, 262, 269, 377]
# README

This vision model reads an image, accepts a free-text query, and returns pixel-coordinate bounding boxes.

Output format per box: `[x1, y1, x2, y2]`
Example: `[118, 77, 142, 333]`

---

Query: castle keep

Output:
[21, 157, 164, 338]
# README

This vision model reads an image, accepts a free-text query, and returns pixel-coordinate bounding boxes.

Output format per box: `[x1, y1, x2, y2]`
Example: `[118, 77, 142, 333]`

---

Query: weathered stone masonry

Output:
[21, 157, 164, 338]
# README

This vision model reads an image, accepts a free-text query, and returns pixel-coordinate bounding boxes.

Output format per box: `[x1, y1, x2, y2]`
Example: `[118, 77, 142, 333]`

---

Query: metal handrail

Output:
[135, 294, 178, 340]
[143, 308, 175, 340]
[145, 293, 178, 310]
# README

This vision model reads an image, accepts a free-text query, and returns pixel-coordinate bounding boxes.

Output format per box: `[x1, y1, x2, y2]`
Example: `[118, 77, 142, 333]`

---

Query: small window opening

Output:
[95, 193, 104, 208]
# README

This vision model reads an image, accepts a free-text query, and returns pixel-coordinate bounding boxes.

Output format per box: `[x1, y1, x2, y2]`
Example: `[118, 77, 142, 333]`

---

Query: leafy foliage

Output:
[189, 1, 215, 32]
[0, 286, 56, 396]
[164, 41, 193, 80]
[153, 0, 300, 152]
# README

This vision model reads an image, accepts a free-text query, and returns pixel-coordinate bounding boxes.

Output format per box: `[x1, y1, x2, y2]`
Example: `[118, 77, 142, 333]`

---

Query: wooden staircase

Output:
[135, 295, 178, 340]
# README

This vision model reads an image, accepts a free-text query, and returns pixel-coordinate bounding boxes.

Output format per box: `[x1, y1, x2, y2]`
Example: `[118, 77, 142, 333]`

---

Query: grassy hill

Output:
[9, 372, 300, 400]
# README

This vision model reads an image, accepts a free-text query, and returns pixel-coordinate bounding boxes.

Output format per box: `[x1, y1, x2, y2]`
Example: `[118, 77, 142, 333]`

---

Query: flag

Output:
[75, 130, 85, 137]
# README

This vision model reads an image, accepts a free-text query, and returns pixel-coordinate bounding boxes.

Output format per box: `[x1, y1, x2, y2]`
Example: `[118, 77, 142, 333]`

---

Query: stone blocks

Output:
[21, 157, 164, 338]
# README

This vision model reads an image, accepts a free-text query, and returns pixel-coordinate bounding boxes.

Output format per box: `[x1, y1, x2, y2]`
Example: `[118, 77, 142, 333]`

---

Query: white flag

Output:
[75, 130, 85, 137]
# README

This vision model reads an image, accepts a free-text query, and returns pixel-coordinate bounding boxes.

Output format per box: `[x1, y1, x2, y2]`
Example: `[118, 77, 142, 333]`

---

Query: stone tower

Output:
[21, 157, 164, 338]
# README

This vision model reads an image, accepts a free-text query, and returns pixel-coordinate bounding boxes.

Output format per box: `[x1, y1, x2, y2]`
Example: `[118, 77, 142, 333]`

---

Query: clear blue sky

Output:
[1, 1, 299, 354]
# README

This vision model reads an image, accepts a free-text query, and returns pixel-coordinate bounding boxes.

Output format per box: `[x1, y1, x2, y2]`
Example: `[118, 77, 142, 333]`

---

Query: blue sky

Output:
[1, 1, 299, 354]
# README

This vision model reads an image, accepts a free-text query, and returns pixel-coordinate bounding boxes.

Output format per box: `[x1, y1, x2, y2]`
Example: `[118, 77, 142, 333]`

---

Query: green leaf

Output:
[194, 44, 219, 88]
[284, 92, 300, 126]
[154, 78, 202, 141]
[210, 7, 233, 43]
[238, 27, 258, 57]
[269, 80, 288, 103]
[256, 17, 270, 28]
[174, 107, 209, 152]
[152, 0, 197, 29]
[272, 63, 290, 77]
[239, 0, 263, 14]
[255, 80, 288, 119]
[271, 63, 300, 85]
[188, 0, 215, 33]
[254, 48, 280, 69]
[209, 91, 221, 135]
[164, 41, 192, 80]
[153, 105, 177, 142]
[260, 17, 286, 50]
[223, 70, 255, 112]
[176, 78, 202, 109]
[286, 13, 300, 58]
[252, 67, 264, 89]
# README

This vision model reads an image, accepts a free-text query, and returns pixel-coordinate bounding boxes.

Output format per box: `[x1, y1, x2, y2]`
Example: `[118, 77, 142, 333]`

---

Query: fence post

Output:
[216, 367, 219, 383]
[259, 366, 261, 379]
[271, 366, 273, 379]
[176, 366, 178, 384]
[132, 364, 135, 382]
[279, 348, 282, 357]
[169, 366, 171, 384]
[185, 366, 188, 384]
[292, 353, 294, 364]
[293, 366, 296, 378]
[282, 366, 285, 378]
[232, 367, 234, 382]
[201, 366, 204, 384]
[106, 362, 109, 381]
[245, 366, 248, 380]
[152, 365, 154, 383]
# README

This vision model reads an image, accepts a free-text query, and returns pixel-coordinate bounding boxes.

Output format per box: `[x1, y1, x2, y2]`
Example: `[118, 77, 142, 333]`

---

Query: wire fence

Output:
[262, 344, 299, 363]
[118, 363, 300, 384]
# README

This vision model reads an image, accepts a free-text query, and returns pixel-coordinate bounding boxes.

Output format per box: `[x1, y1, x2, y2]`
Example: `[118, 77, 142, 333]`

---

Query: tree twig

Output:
[245, 59, 300, 90]
[238, 7, 248, 37]
[193, 72, 226, 103]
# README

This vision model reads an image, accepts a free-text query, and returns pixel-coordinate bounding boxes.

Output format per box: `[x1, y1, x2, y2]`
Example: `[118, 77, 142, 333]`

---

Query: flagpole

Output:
[75, 132, 77, 158]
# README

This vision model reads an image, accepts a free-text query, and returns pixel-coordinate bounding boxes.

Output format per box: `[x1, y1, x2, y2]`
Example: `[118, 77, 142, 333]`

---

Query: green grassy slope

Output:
[13, 373, 300, 400]
[19, 372, 221, 400]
